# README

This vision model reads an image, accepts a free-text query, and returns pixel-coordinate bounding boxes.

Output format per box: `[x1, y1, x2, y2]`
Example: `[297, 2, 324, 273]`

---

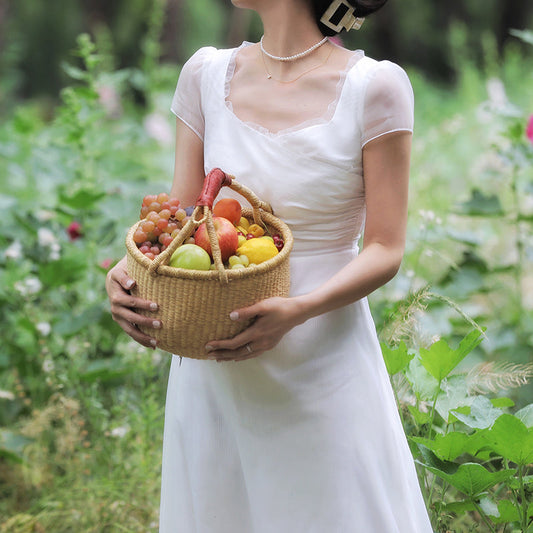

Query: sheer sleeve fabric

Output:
[170, 47, 214, 141]
[361, 61, 414, 148]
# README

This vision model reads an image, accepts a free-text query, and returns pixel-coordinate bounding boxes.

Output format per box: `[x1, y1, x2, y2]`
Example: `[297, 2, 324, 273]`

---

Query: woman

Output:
[106, 0, 433, 531]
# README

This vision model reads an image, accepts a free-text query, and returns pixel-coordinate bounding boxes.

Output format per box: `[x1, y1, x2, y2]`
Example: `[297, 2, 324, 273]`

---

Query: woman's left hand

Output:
[204, 296, 306, 362]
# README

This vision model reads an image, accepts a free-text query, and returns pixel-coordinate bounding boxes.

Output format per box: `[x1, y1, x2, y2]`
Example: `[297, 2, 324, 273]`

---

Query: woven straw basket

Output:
[125, 168, 293, 359]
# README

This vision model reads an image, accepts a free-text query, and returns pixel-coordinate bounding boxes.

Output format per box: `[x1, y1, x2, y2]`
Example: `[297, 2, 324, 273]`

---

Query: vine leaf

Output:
[381, 341, 414, 375]
[419, 329, 483, 382]
[477, 414, 533, 465]
[452, 395, 503, 430]
[422, 462, 515, 498]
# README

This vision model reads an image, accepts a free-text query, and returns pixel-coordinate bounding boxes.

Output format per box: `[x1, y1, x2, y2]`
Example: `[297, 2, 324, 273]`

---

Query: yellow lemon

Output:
[237, 238, 279, 265]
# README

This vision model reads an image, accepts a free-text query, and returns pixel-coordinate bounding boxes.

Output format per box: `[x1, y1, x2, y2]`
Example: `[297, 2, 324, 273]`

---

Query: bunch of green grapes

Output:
[133, 193, 188, 260]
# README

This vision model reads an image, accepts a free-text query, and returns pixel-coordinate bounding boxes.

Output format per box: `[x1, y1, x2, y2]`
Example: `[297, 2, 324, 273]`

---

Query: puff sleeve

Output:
[361, 61, 414, 148]
[170, 47, 214, 141]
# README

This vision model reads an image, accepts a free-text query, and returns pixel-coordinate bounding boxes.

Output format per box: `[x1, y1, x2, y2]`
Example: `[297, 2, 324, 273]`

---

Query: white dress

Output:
[160, 42, 433, 533]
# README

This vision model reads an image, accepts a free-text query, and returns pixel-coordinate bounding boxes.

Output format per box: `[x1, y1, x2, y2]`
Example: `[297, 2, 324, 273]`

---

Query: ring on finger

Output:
[245, 343, 253, 354]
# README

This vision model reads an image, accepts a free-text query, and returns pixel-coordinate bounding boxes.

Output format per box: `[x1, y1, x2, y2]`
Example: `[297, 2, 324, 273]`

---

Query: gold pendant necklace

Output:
[261, 46, 334, 84]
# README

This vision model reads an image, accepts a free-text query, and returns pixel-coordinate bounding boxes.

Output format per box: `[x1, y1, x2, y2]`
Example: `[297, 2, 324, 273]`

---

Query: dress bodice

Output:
[171, 43, 414, 256]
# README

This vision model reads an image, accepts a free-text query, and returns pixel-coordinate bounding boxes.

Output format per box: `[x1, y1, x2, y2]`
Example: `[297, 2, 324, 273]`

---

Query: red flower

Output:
[527, 115, 533, 145]
[67, 221, 82, 240]
[100, 258, 113, 270]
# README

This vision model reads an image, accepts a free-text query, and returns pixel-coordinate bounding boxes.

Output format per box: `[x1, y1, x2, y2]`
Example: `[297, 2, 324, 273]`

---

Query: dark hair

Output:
[312, 0, 388, 36]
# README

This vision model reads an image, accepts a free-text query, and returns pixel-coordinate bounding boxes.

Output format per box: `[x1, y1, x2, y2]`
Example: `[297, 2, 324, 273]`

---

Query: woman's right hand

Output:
[106, 256, 161, 349]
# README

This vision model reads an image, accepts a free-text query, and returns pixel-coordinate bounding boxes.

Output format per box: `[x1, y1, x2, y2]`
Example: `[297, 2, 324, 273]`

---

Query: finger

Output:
[114, 269, 136, 292]
[213, 343, 261, 362]
[116, 318, 157, 349]
[229, 300, 267, 322]
[113, 291, 158, 313]
[205, 327, 254, 354]
[112, 306, 162, 331]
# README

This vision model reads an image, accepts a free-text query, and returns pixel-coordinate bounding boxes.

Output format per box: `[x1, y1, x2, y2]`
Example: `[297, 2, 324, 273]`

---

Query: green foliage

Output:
[385, 331, 533, 532]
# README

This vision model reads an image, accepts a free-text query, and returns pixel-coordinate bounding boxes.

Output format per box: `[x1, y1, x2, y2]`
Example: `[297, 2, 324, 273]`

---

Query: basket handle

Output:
[146, 168, 274, 282]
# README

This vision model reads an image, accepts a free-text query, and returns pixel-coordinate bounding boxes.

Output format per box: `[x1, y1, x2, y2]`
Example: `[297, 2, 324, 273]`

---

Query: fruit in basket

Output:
[213, 198, 242, 225]
[247, 224, 265, 237]
[236, 237, 279, 265]
[238, 217, 250, 231]
[135, 193, 186, 259]
[194, 216, 239, 262]
[170, 244, 212, 271]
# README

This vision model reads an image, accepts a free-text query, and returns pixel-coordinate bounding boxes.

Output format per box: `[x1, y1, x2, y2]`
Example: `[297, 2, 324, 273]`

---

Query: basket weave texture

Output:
[125, 170, 293, 359]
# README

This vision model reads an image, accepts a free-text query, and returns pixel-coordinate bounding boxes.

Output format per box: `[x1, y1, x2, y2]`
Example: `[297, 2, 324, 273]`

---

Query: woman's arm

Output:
[105, 119, 205, 348]
[204, 131, 412, 360]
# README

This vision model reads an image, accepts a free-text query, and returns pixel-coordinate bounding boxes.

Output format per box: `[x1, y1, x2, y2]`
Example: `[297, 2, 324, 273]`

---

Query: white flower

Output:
[4, 240, 23, 260]
[0, 390, 15, 400]
[42, 358, 55, 373]
[419, 210, 436, 222]
[38, 227, 57, 248]
[37, 322, 51, 336]
[110, 425, 130, 438]
[14, 276, 42, 296]
[144, 112, 173, 145]
[37, 227, 61, 260]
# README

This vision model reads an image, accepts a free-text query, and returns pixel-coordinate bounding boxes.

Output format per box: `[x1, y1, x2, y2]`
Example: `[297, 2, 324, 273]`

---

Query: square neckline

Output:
[223, 41, 365, 138]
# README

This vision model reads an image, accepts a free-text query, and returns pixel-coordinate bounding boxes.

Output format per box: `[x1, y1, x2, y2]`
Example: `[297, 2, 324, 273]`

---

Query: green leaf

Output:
[515, 404, 533, 428]
[54, 304, 104, 337]
[405, 356, 440, 401]
[419, 330, 483, 382]
[490, 397, 515, 409]
[407, 405, 432, 426]
[436, 375, 471, 422]
[423, 462, 515, 498]
[411, 432, 478, 462]
[39, 253, 88, 288]
[381, 341, 414, 375]
[0, 429, 33, 463]
[457, 188, 504, 216]
[488, 499, 521, 524]
[79, 358, 131, 383]
[478, 413, 533, 465]
[452, 396, 503, 429]
[440, 500, 477, 514]
[58, 186, 106, 210]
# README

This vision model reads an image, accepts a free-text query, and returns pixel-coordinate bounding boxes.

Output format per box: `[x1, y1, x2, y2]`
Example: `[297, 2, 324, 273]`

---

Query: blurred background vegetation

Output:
[1, 0, 533, 102]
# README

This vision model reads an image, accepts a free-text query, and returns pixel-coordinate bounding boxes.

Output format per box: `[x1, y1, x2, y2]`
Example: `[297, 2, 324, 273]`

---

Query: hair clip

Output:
[320, 0, 365, 33]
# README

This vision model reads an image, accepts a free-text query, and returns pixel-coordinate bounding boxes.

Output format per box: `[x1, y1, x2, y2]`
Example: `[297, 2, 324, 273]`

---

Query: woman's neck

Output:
[257, 0, 325, 59]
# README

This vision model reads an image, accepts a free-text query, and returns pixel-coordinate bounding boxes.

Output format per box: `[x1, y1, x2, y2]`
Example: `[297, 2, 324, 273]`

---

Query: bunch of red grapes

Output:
[133, 193, 187, 260]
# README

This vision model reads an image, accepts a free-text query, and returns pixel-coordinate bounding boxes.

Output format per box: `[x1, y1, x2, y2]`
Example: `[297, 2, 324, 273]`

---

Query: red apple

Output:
[213, 198, 242, 225]
[194, 216, 239, 262]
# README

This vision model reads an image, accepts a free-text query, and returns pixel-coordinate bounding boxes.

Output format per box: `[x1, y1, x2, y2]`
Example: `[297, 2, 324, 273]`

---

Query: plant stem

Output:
[517, 464, 529, 532]
[472, 500, 497, 533]
[509, 163, 524, 323]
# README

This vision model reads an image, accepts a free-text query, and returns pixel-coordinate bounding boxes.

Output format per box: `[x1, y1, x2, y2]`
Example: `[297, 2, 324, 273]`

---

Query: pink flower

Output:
[100, 258, 113, 270]
[527, 115, 533, 145]
[67, 221, 82, 240]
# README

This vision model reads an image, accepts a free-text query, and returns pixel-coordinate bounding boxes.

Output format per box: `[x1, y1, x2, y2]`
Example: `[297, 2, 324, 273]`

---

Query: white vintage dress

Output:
[160, 42, 433, 533]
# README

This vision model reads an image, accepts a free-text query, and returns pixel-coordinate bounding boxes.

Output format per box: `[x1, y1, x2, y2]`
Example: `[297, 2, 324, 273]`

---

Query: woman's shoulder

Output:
[348, 53, 410, 82]
[184, 44, 245, 67]
[345, 54, 413, 101]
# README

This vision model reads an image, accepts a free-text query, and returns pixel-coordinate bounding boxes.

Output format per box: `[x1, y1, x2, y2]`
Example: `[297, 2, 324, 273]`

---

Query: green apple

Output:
[170, 244, 212, 271]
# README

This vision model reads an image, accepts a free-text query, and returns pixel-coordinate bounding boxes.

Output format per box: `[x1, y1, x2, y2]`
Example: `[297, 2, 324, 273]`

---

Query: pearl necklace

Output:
[260, 35, 329, 62]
